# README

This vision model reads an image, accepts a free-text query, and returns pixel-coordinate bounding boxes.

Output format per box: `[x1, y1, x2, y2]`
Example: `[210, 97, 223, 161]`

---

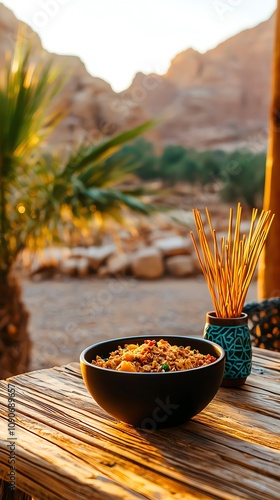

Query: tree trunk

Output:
[0, 272, 31, 379]
[258, 2, 280, 299]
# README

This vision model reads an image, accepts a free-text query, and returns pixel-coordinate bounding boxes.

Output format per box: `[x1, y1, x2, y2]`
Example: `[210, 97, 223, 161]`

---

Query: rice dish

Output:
[92, 339, 217, 372]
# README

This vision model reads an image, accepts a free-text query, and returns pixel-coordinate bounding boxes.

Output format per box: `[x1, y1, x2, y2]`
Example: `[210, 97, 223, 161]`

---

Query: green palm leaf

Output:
[61, 120, 155, 178]
[0, 37, 66, 271]
[0, 34, 156, 274]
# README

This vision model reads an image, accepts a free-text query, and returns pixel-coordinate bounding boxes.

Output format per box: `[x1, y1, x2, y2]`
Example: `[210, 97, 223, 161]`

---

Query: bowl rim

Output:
[80, 335, 225, 375]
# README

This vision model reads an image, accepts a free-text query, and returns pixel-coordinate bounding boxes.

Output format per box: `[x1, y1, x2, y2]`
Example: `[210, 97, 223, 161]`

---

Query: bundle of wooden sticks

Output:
[190, 203, 274, 318]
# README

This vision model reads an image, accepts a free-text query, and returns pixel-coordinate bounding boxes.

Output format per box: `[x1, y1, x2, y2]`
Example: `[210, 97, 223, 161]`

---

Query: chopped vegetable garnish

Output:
[161, 363, 170, 372]
[144, 340, 156, 347]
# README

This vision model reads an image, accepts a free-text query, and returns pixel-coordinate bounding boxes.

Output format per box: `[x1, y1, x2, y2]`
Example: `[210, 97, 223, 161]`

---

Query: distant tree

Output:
[220, 151, 266, 209]
[160, 145, 196, 184]
[196, 151, 224, 186]
[182, 156, 200, 184]
[105, 138, 159, 180]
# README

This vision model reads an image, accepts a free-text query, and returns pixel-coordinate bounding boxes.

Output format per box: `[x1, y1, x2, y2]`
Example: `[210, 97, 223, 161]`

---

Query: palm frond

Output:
[76, 158, 134, 187]
[0, 33, 157, 271]
[60, 120, 155, 178]
[0, 36, 66, 268]
[0, 39, 65, 171]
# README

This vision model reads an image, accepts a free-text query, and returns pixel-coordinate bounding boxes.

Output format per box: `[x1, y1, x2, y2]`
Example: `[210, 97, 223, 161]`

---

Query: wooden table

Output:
[0, 348, 279, 500]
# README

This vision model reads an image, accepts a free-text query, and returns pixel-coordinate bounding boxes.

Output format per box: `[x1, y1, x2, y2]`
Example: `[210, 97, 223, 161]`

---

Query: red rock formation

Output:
[125, 14, 275, 151]
[0, 3, 275, 151]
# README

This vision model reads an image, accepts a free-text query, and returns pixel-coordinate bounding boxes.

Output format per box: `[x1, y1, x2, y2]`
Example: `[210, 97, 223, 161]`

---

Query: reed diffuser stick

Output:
[190, 205, 275, 318]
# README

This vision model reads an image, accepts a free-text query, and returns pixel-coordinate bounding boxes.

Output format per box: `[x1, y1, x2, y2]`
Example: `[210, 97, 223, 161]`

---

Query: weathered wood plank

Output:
[252, 347, 280, 369]
[1, 406, 279, 500]
[0, 480, 32, 500]
[0, 352, 279, 500]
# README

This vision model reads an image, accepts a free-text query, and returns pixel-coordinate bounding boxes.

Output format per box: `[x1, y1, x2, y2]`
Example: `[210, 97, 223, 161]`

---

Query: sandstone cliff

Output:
[124, 14, 275, 151]
[0, 3, 152, 151]
[0, 3, 275, 151]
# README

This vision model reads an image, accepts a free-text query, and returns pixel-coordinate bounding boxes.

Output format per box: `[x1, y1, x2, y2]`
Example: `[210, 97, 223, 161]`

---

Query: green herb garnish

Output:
[161, 363, 170, 372]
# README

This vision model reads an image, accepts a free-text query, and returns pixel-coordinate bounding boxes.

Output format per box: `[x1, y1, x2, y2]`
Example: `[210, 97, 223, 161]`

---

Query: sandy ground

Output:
[21, 275, 258, 371]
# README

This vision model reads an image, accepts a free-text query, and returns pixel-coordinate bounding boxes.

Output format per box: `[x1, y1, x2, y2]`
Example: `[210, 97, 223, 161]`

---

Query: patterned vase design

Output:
[203, 312, 252, 387]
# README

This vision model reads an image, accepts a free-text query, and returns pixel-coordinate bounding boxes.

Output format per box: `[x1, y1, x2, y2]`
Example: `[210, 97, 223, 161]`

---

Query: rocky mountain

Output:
[0, 3, 275, 151]
[0, 3, 153, 151]
[123, 14, 275, 151]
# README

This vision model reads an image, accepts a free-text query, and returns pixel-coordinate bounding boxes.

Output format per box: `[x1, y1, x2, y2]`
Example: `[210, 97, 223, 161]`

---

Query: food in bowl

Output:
[92, 338, 217, 372]
[80, 335, 225, 428]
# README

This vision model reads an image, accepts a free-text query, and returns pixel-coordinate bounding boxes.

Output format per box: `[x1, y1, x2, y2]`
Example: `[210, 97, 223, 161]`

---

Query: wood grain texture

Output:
[0, 349, 279, 500]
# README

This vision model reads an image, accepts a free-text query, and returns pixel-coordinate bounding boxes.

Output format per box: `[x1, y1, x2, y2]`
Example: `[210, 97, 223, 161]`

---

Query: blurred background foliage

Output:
[109, 138, 266, 209]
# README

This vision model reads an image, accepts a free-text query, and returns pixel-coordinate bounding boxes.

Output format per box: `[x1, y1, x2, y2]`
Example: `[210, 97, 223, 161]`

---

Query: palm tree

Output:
[0, 38, 154, 379]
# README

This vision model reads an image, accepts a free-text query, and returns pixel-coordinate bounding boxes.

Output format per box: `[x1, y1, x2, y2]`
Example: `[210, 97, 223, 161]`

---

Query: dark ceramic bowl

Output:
[80, 335, 225, 429]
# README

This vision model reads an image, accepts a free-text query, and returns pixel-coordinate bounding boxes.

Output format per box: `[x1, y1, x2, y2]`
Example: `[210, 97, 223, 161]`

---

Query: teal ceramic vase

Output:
[203, 312, 252, 387]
